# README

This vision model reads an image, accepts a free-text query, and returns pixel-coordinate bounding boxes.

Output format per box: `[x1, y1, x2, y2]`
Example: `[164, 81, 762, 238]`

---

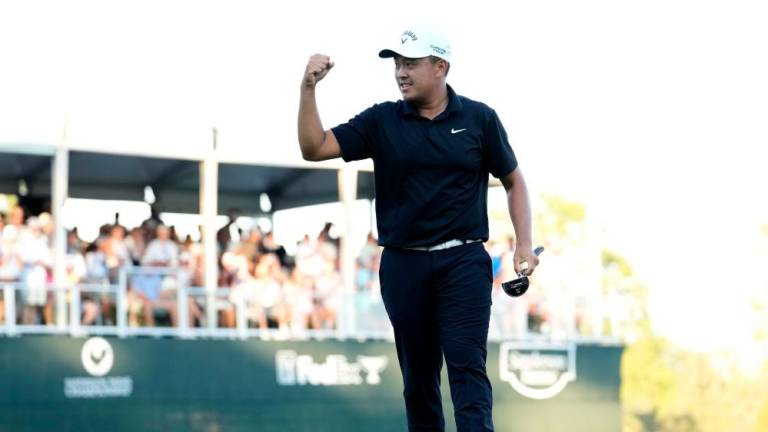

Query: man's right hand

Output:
[303, 54, 334, 88]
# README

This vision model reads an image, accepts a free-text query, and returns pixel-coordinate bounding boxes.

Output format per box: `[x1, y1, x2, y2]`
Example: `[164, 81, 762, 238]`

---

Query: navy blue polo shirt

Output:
[331, 85, 518, 249]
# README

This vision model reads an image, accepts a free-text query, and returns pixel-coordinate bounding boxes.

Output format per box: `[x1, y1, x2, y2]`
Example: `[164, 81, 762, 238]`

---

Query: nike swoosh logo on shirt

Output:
[451, 128, 467, 134]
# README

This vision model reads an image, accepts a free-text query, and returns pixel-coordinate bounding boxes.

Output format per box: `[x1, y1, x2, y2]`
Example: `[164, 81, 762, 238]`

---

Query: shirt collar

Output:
[400, 84, 463, 119]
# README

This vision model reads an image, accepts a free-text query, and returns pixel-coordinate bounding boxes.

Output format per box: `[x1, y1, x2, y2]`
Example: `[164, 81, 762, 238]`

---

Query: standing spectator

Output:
[1, 211, 24, 324]
[19, 217, 53, 325]
[216, 210, 239, 255]
[140, 206, 163, 242]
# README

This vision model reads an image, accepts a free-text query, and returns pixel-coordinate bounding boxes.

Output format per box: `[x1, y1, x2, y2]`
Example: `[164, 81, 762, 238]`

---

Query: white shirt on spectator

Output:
[142, 239, 179, 267]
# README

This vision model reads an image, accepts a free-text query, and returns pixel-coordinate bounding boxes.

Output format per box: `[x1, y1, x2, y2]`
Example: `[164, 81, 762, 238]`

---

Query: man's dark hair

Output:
[429, 56, 450, 76]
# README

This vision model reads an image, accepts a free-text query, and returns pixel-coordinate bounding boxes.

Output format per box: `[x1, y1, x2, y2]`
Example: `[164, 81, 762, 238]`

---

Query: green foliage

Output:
[621, 335, 679, 418]
[534, 194, 585, 238]
[755, 398, 768, 432]
[617, 241, 768, 431]
[603, 249, 633, 277]
[622, 338, 768, 432]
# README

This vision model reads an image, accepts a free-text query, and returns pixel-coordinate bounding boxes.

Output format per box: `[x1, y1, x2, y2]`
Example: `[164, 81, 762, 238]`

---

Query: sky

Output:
[1, 0, 767, 350]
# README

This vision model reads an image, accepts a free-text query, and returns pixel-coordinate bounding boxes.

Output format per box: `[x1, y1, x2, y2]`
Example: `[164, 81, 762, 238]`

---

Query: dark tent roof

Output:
[0, 150, 375, 214]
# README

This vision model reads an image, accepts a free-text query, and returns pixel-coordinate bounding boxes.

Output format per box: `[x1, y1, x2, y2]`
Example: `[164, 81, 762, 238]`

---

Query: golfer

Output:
[297, 26, 539, 432]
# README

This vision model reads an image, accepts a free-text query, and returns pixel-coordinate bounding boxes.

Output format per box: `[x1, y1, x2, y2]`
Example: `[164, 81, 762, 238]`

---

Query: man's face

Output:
[157, 226, 170, 240]
[9, 207, 24, 225]
[394, 56, 444, 103]
[111, 226, 125, 240]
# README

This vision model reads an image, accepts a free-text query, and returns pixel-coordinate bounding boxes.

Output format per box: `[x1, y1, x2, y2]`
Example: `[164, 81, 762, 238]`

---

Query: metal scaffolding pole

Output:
[200, 128, 220, 329]
[337, 166, 358, 337]
[52, 144, 69, 328]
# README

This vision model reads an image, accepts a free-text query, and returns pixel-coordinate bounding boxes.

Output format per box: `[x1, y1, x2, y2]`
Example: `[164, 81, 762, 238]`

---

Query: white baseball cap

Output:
[378, 27, 452, 63]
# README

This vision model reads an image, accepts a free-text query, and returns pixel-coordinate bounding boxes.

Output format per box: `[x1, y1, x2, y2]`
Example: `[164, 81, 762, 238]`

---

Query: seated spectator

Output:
[179, 234, 203, 288]
[125, 227, 146, 266]
[311, 258, 340, 331]
[354, 233, 384, 332]
[62, 238, 89, 325]
[95, 226, 129, 325]
[295, 234, 324, 278]
[227, 253, 287, 333]
[355, 232, 380, 292]
[130, 224, 181, 327]
[105, 225, 130, 284]
[243, 229, 263, 259]
[66, 229, 85, 257]
[253, 253, 288, 331]
[261, 231, 289, 269]
[282, 268, 314, 336]
[82, 239, 110, 325]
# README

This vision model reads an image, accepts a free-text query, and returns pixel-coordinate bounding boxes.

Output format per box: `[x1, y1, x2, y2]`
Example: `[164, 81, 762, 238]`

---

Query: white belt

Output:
[404, 238, 482, 252]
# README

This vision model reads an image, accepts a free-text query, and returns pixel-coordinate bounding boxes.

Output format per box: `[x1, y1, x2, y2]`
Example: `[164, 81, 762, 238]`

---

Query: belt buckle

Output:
[428, 239, 462, 252]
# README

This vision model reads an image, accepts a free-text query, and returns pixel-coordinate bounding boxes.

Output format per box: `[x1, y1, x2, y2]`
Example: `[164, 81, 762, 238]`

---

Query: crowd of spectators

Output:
[1, 205, 553, 338]
[217, 221, 346, 334]
[0, 207, 382, 334]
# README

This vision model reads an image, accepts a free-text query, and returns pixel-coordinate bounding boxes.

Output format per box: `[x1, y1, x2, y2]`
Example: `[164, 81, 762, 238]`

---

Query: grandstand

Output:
[0, 141, 623, 431]
[0, 141, 628, 342]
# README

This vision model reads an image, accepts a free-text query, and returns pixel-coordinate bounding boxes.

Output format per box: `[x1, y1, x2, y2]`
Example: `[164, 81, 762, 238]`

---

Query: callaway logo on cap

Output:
[379, 27, 452, 63]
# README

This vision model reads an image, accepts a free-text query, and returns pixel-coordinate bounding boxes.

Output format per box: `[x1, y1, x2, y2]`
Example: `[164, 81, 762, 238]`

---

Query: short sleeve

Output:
[331, 105, 378, 162]
[483, 109, 518, 178]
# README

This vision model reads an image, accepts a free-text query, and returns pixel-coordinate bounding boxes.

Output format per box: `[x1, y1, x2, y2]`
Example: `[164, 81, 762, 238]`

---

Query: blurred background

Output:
[0, 1, 766, 431]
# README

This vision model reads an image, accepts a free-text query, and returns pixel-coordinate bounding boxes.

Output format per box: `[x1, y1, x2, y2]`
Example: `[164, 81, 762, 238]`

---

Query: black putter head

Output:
[501, 246, 544, 298]
[502, 276, 529, 297]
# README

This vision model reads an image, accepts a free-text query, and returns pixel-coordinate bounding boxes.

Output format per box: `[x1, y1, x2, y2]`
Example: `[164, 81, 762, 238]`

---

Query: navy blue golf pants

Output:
[379, 242, 494, 432]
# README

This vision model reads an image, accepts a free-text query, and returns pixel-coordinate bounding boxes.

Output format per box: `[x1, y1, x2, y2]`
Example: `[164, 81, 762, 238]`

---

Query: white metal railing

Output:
[0, 267, 396, 340]
[0, 267, 621, 343]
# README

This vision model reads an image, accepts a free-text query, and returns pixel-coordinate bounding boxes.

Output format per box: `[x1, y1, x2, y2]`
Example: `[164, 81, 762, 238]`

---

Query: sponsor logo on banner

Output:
[64, 337, 133, 399]
[276, 350, 388, 386]
[499, 342, 576, 399]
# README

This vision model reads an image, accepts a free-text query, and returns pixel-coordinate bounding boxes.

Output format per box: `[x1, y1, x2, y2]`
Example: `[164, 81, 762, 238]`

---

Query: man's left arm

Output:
[500, 168, 539, 276]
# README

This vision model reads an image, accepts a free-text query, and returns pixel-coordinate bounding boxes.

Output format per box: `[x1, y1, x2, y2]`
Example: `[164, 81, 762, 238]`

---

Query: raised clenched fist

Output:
[303, 54, 334, 88]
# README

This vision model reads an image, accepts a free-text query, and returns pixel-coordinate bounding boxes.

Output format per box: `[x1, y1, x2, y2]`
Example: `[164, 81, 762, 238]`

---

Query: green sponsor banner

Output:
[0, 337, 622, 432]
